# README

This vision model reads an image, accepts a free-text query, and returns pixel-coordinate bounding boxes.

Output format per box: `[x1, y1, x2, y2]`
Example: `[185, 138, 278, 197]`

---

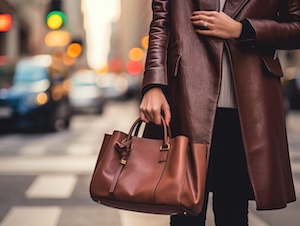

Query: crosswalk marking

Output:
[0, 206, 61, 226]
[76, 132, 101, 142]
[249, 211, 269, 226]
[289, 151, 300, 162]
[118, 210, 168, 226]
[0, 156, 96, 175]
[19, 145, 47, 156]
[0, 135, 22, 148]
[206, 196, 215, 226]
[66, 143, 98, 155]
[57, 207, 122, 226]
[294, 179, 300, 197]
[25, 175, 78, 199]
[291, 162, 300, 173]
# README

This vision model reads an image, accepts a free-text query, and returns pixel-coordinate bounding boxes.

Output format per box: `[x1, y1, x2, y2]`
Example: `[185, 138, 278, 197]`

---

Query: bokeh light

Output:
[36, 93, 48, 105]
[62, 53, 76, 66]
[67, 43, 82, 58]
[46, 11, 66, 30]
[141, 36, 149, 50]
[0, 14, 13, 32]
[108, 58, 123, 73]
[45, 31, 70, 47]
[126, 60, 143, 75]
[96, 65, 109, 75]
[129, 48, 144, 61]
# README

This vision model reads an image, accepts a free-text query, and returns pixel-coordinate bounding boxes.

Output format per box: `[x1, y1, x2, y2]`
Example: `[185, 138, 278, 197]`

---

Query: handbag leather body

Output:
[90, 118, 207, 215]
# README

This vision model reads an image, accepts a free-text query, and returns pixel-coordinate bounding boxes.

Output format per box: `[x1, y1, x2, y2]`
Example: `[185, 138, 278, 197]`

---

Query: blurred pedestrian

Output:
[139, 0, 299, 225]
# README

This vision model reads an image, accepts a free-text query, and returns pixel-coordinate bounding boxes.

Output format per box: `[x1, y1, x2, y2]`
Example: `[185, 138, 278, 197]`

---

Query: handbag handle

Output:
[126, 117, 172, 149]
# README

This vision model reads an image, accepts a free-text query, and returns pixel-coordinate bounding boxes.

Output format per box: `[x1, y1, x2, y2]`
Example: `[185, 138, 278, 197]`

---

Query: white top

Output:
[217, 0, 237, 108]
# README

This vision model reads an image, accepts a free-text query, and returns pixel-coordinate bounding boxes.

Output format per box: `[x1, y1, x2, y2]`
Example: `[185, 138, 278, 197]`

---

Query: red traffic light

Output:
[0, 14, 12, 32]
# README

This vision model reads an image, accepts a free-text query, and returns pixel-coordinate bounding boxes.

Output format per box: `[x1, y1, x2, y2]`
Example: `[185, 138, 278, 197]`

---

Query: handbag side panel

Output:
[181, 143, 207, 215]
[153, 136, 190, 206]
[90, 131, 127, 201]
[98, 134, 112, 165]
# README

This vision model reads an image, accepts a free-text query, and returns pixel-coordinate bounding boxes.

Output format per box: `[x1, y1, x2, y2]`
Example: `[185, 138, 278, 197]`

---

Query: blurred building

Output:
[0, 0, 44, 61]
[0, 0, 86, 68]
[109, 0, 152, 72]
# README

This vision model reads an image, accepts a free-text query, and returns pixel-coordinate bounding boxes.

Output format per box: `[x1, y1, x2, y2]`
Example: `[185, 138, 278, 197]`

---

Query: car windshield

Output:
[13, 66, 48, 84]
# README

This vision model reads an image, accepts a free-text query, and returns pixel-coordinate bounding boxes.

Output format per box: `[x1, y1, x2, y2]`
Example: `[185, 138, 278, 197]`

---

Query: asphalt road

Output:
[0, 99, 299, 226]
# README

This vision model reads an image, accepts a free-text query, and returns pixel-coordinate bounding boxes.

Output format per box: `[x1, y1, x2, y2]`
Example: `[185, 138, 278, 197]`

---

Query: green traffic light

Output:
[46, 11, 66, 30]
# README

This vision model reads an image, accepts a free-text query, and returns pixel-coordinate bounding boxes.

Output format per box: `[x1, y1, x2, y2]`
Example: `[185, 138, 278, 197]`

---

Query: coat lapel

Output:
[223, 0, 251, 18]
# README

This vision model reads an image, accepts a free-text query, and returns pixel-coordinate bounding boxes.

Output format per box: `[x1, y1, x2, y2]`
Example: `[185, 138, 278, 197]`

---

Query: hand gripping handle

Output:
[126, 117, 172, 149]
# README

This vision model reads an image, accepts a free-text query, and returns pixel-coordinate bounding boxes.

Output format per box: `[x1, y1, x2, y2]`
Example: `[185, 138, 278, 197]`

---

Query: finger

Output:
[162, 104, 171, 126]
[154, 115, 162, 126]
[144, 109, 155, 123]
[151, 107, 162, 125]
[191, 17, 213, 30]
[190, 14, 211, 22]
[145, 111, 155, 123]
[191, 20, 209, 28]
[140, 104, 158, 124]
[190, 14, 201, 20]
[193, 11, 217, 16]
[139, 103, 153, 122]
[140, 110, 149, 123]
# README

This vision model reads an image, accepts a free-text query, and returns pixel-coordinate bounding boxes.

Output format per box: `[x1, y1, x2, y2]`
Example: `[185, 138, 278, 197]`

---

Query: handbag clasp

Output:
[160, 143, 170, 151]
[114, 140, 132, 165]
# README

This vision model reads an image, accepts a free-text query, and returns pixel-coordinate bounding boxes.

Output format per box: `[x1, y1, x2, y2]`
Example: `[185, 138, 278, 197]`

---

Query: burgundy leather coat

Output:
[142, 0, 300, 210]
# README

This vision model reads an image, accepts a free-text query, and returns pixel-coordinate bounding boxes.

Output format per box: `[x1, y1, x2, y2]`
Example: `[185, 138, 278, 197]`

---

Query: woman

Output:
[140, 0, 299, 225]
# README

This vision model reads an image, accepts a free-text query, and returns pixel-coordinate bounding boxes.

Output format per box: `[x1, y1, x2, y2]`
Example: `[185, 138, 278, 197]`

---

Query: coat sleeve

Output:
[247, 0, 300, 50]
[142, 0, 170, 90]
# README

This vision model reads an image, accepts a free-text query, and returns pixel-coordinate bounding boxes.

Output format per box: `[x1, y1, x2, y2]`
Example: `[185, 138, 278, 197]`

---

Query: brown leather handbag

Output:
[90, 118, 207, 215]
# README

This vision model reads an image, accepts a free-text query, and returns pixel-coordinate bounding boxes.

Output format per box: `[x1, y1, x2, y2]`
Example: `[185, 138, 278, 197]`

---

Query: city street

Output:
[0, 99, 299, 226]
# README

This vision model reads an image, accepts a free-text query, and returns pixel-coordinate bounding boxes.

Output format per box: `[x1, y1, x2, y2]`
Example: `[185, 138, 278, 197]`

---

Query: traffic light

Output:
[0, 14, 12, 32]
[46, 0, 66, 30]
[46, 11, 66, 30]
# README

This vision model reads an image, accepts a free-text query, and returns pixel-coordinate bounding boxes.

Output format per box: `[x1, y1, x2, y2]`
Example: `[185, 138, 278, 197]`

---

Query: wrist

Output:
[233, 21, 243, 38]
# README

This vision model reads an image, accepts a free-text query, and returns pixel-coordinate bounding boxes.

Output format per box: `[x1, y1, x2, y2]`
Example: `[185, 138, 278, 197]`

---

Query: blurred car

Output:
[96, 72, 130, 99]
[69, 69, 105, 114]
[123, 72, 142, 98]
[0, 55, 71, 132]
[0, 62, 15, 89]
[282, 67, 300, 112]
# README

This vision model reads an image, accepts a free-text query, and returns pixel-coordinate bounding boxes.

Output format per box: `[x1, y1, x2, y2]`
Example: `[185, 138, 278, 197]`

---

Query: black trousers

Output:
[171, 108, 253, 226]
